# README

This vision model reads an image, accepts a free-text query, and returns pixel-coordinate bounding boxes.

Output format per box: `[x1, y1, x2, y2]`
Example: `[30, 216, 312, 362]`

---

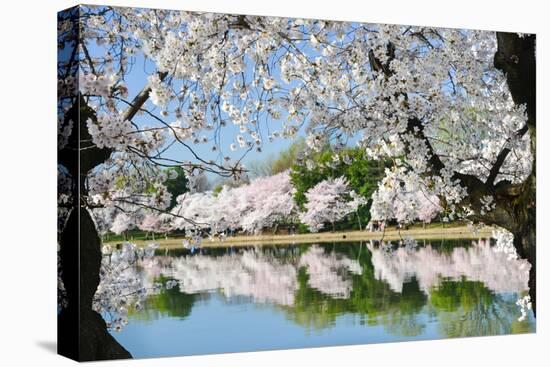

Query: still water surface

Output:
[107, 239, 535, 358]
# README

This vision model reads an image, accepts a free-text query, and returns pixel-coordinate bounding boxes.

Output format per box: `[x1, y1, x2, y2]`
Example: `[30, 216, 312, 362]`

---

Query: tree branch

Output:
[494, 33, 536, 129]
[122, 72, 167, 122]
[485, 124, 529, 186]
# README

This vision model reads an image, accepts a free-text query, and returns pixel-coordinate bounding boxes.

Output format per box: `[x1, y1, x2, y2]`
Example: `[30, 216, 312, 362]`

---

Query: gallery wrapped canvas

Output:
[57, 4, 536, 361]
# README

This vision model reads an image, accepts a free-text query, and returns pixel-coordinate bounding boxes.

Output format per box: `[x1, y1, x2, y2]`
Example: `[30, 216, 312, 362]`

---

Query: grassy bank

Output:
[103, 223, 494, 249]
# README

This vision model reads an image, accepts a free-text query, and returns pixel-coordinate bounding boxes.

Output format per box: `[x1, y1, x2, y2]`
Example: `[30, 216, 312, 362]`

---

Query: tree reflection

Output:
[128, 275, 200, 321]
[285, 244, 427, 334]
[429, 279, 534, 337]
[110, 240, 533, 339]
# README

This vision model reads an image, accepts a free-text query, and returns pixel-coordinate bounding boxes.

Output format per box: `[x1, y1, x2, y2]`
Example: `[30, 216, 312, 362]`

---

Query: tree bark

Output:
[493, 32, 536, 315]
[58, 208, 132, 361]
[58, 95, 132, 360]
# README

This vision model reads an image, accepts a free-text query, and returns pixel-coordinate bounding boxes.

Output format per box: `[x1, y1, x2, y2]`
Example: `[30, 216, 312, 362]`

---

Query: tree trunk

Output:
[493, 32, 536, 315]
[272, 223, 279, 235]
[468, 172, 536, 316]
[510, 173, 536, 315]
[58, 95, 131, 360]
[514, 227, 536, 316]
[58, 208, 132, 361]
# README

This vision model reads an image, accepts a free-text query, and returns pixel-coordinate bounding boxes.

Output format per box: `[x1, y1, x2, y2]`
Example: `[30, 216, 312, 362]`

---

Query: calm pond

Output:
[106, 239, 535, 358]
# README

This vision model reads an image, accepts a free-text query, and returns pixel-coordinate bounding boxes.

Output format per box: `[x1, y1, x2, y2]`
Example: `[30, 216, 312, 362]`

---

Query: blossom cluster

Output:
[93, 243, 162, 332]
[491, 228, 518, 261]
[171, 171, 296, 234]
[299, 177, 366, 232]
[516, 295, 533, 322]
[370, 168, 442, 224]
[79, 71, 119, 99]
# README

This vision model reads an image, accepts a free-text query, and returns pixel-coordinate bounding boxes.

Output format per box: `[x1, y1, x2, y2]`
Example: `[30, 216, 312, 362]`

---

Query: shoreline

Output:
[103, 225, 494, 249]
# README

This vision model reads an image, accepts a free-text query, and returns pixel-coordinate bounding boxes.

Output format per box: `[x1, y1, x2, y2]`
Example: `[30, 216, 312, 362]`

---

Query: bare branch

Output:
[122, 72, 167, 122]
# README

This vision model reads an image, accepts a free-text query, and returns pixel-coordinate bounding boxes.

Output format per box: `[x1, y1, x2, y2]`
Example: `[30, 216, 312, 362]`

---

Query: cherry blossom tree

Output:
[58, 5, 536, 359]
[416, 193, 442, 224]
[110, 213, 136, 239]
[170, 171, 296, 235]
[138, 214, 169, 240]
[299, 177, 366, 232]
[170, 191, 218, 232]
[237, 171, 297, 233]
[60, 6, 535, 250]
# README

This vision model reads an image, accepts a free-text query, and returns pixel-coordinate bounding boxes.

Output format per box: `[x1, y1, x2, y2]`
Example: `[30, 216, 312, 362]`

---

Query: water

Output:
[105, 239, 535, 358]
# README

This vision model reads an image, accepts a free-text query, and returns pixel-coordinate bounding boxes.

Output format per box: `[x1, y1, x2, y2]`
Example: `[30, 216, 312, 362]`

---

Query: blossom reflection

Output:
[97, 239, 532, 335]
[367, 239, 529, 294]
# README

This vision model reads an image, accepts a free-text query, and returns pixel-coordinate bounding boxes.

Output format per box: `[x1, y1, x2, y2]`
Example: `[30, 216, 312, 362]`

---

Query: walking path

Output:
[104, 225, 494, 248]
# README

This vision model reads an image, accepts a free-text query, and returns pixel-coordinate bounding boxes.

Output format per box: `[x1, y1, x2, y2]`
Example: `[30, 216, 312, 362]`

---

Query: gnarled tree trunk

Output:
[494, 32, 536, 315]
[508, 173, 536, 314]
[58, 208, 132, 361]
[58, 96, 131, 360]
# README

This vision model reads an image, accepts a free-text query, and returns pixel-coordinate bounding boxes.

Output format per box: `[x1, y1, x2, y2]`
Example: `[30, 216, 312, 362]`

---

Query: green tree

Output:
[164, 167, 189, 208]
[290, 147, 388, 230]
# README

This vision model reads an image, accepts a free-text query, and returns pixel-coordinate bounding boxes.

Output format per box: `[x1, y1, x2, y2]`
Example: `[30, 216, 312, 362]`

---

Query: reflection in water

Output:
[166, 250, 299, 306]
[104, 239, 535, 357]
[368, 239, 530, 294]
[298, 245, 362, 298]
